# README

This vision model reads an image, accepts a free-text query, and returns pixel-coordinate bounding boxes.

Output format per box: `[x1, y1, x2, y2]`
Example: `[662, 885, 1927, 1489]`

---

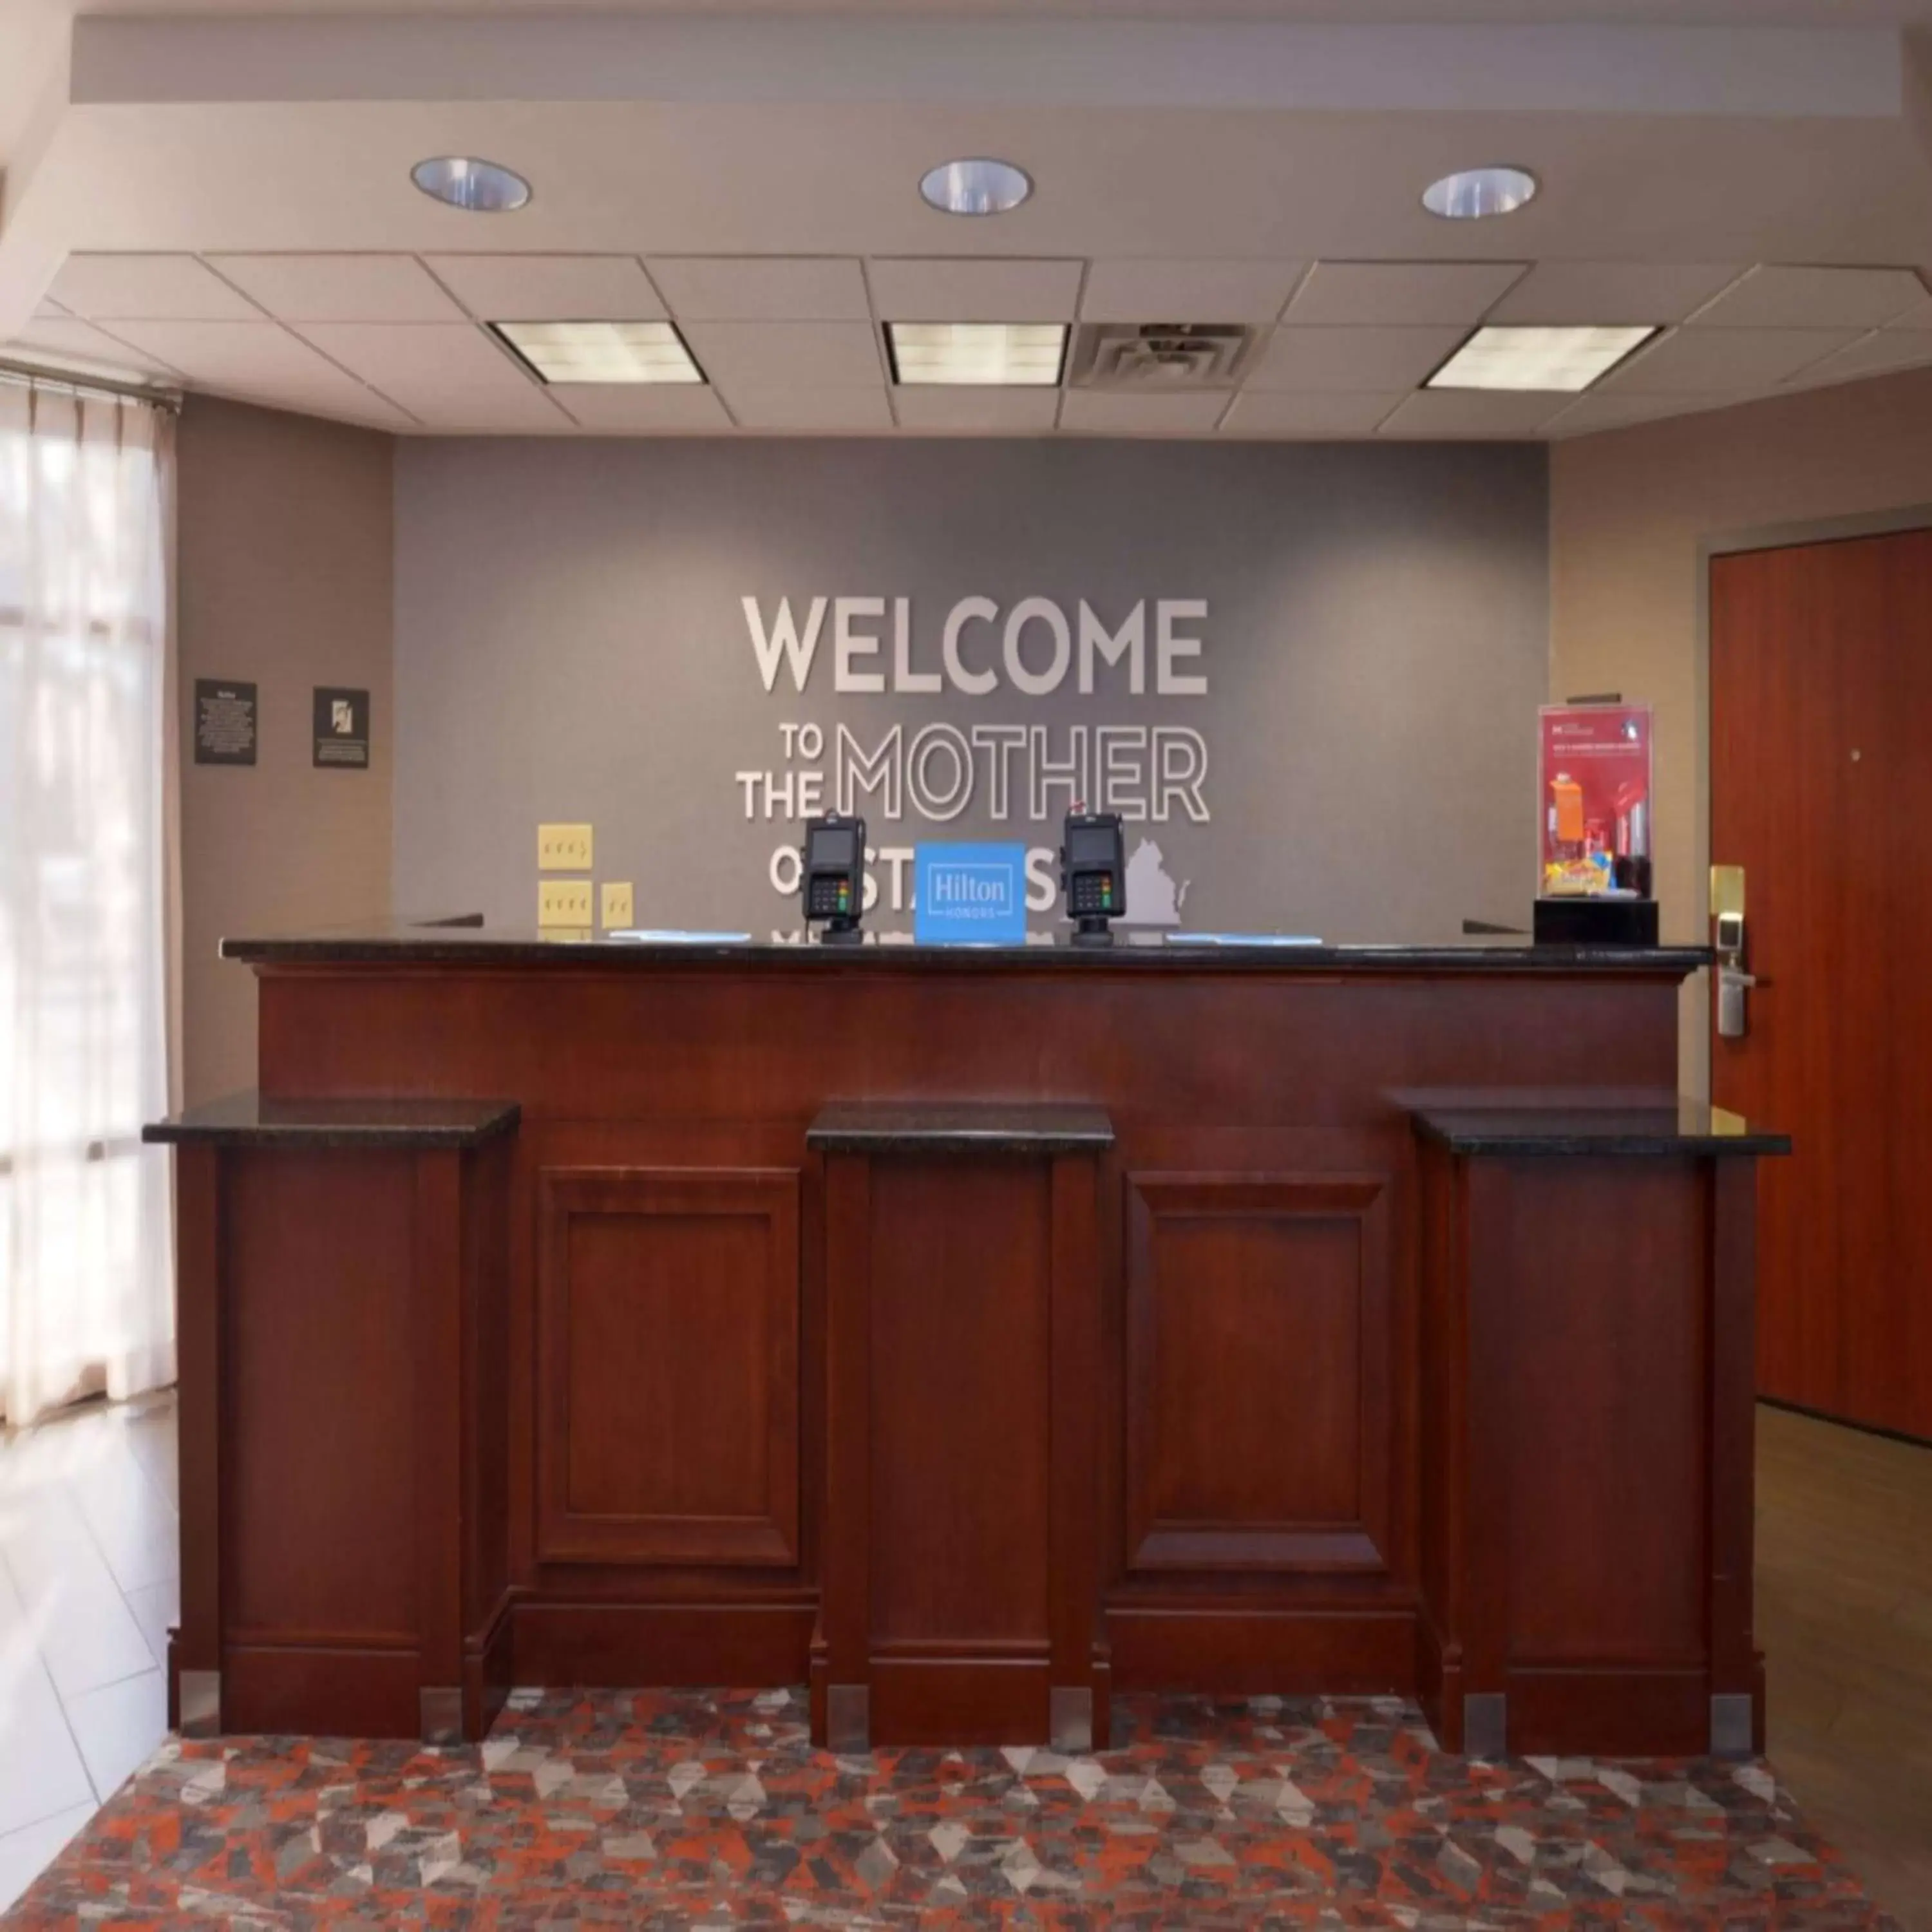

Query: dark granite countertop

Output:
[808, 1101, 1116, 1155]
[1408, 1100, 1790, 1157]
[222, 916, 1711, 979]
[143, 1090, 522, 1150]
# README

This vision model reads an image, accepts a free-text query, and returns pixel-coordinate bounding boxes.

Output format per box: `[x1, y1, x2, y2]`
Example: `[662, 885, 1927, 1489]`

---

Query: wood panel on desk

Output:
[413, 1149, 467, 1736]
[500, 1122, 822, 1699]
[859, 1157, 1057, 1745]
[1124, 1175, 1392, 1577]
[869, 1159, 1052, 1653]
[170, 1143, 221, 1731]
[1415, 1138, 1464, 1734]
[535, 1166, 800, 1569]
[461, 1133, 515, 1727]
[181, 1137, 516, 1741]
[223, 1150, 420, 1649]
[813, 1140, 1107, 1749]
[256, 970, 1681, 1129]
[512, 1598, 815, 1688]
[1418, 1149, 1757, 1757]
[1495, 1161, 1707, 1670]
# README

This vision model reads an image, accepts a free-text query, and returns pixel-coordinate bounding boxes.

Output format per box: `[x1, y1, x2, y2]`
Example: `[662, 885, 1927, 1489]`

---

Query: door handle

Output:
[1717, 962, 1756, 1040]
[1711, 866, 1754, 1039]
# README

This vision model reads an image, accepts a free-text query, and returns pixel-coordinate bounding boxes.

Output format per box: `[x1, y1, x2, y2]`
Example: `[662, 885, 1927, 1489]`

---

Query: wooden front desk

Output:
[146, 931, 1783, 1758]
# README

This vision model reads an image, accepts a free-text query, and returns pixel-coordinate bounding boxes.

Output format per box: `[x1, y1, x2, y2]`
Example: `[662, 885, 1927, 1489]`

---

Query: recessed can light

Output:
[919, 158, 1033, 217]
[411, 156, 531, 213]
[1422, 166, 1538, 221]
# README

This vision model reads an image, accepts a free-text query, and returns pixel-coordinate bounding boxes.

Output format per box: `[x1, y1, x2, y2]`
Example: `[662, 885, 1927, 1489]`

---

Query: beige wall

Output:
[176, 395, 393, 1104]
[1551, 365, 1932, 1094]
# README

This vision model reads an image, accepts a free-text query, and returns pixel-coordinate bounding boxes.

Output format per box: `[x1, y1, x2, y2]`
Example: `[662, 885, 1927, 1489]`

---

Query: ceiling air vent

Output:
[1068, 322, 1258, 390]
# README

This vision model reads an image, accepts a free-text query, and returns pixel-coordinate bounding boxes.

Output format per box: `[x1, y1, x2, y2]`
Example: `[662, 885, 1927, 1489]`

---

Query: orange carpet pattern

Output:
[6, 1688, 1895, 1927]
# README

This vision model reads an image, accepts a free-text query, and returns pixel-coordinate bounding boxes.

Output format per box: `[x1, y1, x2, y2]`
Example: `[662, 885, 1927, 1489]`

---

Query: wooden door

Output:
[1710, 528, 1932, 1440]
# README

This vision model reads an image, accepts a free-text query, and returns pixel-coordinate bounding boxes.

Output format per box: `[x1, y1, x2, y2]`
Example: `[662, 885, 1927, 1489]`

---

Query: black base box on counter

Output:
[1533, 896, 1660, 947]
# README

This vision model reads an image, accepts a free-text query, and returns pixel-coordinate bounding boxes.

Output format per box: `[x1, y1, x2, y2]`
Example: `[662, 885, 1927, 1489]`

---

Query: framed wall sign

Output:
[313, 687, 370, 769]
[194, 678, 257, 766]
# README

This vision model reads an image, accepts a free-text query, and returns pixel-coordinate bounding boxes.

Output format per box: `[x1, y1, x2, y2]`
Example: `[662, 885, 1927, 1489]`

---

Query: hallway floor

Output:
[0, 1390, 178, 1914]
[1756, 1403, 1932, 1928]
[0, 1394, 1923, 1924]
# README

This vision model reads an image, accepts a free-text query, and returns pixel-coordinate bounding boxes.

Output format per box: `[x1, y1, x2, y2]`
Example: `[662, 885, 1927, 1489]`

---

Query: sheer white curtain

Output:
[0, 375, 177, 1425]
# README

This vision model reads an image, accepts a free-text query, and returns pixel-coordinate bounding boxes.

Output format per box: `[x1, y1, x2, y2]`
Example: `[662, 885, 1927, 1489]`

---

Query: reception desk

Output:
[145, 929, 1785, 1758]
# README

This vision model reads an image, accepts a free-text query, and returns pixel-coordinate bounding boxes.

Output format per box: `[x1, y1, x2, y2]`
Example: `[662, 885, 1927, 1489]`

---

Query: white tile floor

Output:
[0, 1391, 178, 1913]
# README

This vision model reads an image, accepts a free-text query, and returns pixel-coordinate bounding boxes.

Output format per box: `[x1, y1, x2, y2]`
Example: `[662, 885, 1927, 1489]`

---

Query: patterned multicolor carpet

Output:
[6, 1689, 1894, 1928]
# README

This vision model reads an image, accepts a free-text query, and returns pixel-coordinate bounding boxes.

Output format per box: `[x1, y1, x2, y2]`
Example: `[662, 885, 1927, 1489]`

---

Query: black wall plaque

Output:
[313, 687, 370, 770]
[194, 679, 257, 766]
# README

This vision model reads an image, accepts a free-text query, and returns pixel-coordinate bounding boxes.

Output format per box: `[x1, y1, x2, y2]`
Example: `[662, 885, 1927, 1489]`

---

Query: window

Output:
[0, 377, 175, 1423]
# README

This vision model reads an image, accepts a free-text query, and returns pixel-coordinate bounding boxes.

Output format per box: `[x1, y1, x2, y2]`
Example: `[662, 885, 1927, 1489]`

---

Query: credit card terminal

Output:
[802, 814, 866, 944]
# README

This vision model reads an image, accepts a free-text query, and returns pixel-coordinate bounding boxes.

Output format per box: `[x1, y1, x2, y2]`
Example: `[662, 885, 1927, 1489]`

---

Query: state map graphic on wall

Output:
[1121, 840, 1189, 926]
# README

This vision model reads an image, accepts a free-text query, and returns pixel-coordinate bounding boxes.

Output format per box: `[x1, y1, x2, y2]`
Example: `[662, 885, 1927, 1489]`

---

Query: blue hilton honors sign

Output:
[914, 844, 1028, 946]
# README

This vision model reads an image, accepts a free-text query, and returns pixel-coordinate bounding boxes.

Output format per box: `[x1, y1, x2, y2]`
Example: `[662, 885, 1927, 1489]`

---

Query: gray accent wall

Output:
[393, 437, 1547, 942]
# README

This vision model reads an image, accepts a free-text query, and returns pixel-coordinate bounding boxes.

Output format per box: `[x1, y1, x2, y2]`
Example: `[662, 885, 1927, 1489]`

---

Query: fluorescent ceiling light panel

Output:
[493, 320, 703, 384]
[1427, 325, 1657, 392]
[887, 322, 1066, 386]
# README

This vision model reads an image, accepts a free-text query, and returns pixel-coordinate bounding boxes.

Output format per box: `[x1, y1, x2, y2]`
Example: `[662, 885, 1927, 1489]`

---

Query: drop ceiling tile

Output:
[1246, 325, 1465, 392]
[1283, 262, 1525, 327]
[206, 254, 465, 324]
[1600, 325, 1860, 393]
[1219, 390, 1404, 436]
[407, 409, 580, 437]
[892, 388, 1059, 432]
[681, 321, 882, 389]
[1058, 390, 1229, 434]
[647, 257, 868, 322]
[1544, 391, 1745, 439]
[867, 258, 1082, 323]
[553, 385, 734, 431]
[1378, 389, 1569, 437]
[291, 395, 422, 433]
[106, 320, 415, 427]
[719, 387, 895, 432]
[1782, 329, 1932, 388]
[6, 319, 185, 381]
[1079, 260, 1307, 323]
[1487, 262, 1745, 326]
[296, 323, 565, 428]
[49, 254, 263, 322]
[1687, 265, 1929, 330]
[101, 319, 316, 384]
[424, 256, 666, 323]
